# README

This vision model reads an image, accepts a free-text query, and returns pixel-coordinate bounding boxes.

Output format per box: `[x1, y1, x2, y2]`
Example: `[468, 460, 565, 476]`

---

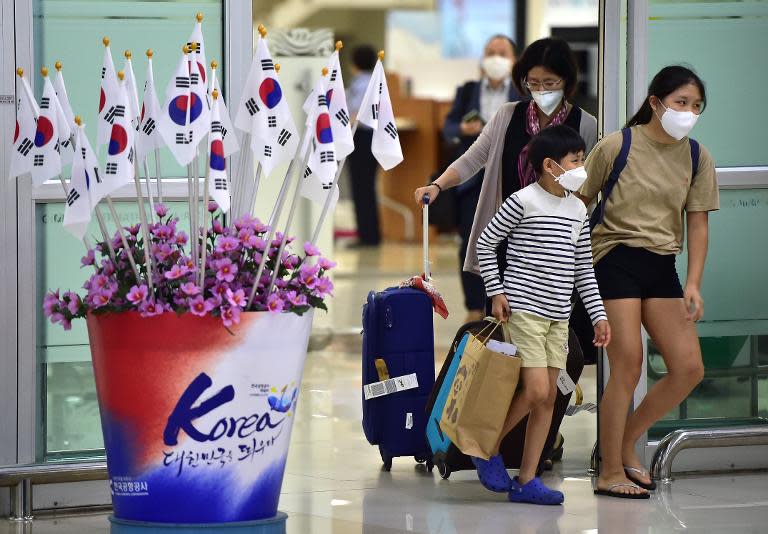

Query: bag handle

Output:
[478, 317, 513, 344]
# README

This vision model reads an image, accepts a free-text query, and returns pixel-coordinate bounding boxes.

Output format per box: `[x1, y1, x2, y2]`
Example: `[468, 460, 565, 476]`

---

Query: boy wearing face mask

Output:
[474, 125, 610, 505]
[442, 34, 521, 324]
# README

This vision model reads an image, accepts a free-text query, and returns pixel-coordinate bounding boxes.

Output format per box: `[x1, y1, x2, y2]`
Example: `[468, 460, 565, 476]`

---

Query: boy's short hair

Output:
[527, 125, 586, 175]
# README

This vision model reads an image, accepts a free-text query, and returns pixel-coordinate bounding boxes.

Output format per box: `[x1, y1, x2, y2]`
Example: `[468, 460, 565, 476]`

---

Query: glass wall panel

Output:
[647, 1, 768, 166]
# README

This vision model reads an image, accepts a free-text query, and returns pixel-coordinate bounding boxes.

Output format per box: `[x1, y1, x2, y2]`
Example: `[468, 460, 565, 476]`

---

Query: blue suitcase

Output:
[361, 196, 436, 471]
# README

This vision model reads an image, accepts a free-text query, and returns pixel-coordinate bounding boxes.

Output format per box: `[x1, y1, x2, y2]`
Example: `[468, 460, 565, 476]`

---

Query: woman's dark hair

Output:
[625, 65, 707, 127]
[511, 38, 579, 99]
[527, 125, 586, 175]
[485, 34, 518, 56]
[352, 45, 378, 72]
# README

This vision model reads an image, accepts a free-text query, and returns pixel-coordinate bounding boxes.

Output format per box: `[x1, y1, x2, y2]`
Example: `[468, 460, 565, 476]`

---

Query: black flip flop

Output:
[594, 483, 650, 499]
[624, 467, 657, 491]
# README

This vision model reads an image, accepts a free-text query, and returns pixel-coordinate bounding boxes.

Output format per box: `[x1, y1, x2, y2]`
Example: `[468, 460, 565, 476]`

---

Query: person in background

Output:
[442, 34, 521, 324]
[347, 45, 381, 247]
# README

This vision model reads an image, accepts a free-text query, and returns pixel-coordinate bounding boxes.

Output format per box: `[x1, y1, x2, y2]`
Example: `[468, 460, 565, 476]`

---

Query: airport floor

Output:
[7, 227, 768, 533]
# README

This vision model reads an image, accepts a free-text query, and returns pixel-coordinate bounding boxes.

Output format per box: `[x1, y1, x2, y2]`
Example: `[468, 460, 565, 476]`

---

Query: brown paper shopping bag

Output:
[440, 320, 522, 459]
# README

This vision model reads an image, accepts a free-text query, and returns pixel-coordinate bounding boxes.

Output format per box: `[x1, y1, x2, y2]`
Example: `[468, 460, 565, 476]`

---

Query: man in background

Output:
[443, 34, 521, 323]
[347, 45, 381, 247]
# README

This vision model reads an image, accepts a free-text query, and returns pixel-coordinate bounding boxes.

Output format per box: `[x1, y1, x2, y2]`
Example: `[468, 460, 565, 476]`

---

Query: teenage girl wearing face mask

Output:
[578, 66, 719, 499]
[441, 34, 521, 324]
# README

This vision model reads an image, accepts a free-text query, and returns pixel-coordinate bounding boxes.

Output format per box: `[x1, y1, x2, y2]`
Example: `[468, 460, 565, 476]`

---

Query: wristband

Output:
[430, 182, 443, 193]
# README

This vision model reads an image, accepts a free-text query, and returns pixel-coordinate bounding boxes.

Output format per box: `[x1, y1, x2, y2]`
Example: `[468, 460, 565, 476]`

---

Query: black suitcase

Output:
[426, 318, 585, 479]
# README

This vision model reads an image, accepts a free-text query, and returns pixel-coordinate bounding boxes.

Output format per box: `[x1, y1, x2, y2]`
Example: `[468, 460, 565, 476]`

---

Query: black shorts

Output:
[595, 245, 684, 300]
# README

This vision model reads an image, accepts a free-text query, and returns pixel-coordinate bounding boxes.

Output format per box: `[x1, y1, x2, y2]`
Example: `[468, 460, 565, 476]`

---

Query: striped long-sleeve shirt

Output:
[477, 183, 607, 325]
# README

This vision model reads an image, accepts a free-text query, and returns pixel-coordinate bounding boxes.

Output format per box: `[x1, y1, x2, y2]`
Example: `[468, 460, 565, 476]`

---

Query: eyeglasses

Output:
[524, 78, 563, 91]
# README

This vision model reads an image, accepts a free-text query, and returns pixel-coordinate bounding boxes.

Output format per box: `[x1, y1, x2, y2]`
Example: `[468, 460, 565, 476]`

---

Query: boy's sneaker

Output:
[508, 476, 564, 505]
[471, 455, 513, 492]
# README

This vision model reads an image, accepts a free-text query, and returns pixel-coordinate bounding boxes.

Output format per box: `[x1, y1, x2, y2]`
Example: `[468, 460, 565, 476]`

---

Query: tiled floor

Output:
[4, 238, 768, 533]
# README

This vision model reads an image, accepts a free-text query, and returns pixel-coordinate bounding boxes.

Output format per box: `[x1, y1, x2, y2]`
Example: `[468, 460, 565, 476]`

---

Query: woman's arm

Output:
[685, 211, 709, 321]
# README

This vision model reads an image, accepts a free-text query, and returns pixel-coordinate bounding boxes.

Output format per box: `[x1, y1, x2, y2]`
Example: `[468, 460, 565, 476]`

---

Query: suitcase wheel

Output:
[436, 459, 451, 480]
[414, 455, 434, 473]
[380, 446, 393, 472]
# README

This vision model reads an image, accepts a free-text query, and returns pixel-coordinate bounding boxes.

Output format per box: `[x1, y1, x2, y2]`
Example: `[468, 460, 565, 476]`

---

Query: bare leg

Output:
[518, 367, 560, 483]
[621, 298, 704, 484]
[494, 367, 549, 454]
[596, 299, 648, 496]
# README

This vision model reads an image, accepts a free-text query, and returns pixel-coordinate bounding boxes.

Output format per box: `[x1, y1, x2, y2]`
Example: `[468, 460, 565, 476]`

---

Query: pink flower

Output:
[188, 295, 213, 317]
[212, 220, 225, 235]
[225, 288, 247, 308]
[43, 291, 61, 316]
[286, 291, 308, 307]
[267, 293, 284, 313]
[181, 282, 200, 296]
[60, 318, 72, 330]
[101, 260, 116, 276]
[175, 231, 189, 246]
[234, 214, 256, 231]
[64, 291, 81, 315]
[139, 299, 164, 317]
[127, 224, 141, 236]
[81, 250, 96, 267]
[299, 264, 320, 289]
[152, 224, 172, 240]
[90, 291, 111, 308]
[282, 255, 300, 269]
[247, 236, 267, 251]
[318, 257, 337, 270]
[315, 276, 334, 296]
[164, 264, 189, 280]
[220, 306, 241, 327]
[155, 203, 168, 217]
[91, 274, 110, 290]
[304, 242, 320, 256]
[216, 236, 240, 253]
[208, 201, 219, 213]
[215, 259, 238, 283]
[153, 244, 173, 262]
[126, 285, 149, 305]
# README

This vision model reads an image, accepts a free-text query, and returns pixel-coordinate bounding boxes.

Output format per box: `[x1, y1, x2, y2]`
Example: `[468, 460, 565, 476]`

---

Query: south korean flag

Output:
[136, 54, 167, 163]
[207, 96, 230, 213]
[300, 76, 339, 208]
[209, 66, 239, 157]
[97, 42, 120, 149]
[64, 123, 100, 240]
[94, 75, 134, 200]
[357, 58, 403, 171]
[31, 74, 71, 187]
[187, 17, 210, 149]
[325, 48, 354, 160]
[234, 35, 298, 176]
[9, 71, 40, 179]
[159, 48, 198, 166]
[52, 65, 77, 166]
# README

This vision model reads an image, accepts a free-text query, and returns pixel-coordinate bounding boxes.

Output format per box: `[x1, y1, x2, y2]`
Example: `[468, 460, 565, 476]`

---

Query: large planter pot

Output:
[86, 310, 314, 525]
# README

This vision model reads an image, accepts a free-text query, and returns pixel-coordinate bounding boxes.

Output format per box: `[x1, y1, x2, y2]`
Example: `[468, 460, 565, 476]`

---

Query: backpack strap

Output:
[590, 128, 632, 230]
[689, 138, 700, 183]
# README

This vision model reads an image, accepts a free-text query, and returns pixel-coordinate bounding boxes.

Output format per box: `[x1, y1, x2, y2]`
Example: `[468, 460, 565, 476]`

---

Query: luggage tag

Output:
[486, 339, 518, 357]
[375, 358, 390, 381]
[556, 369, 577, 395]
[363, 373, 419, 400]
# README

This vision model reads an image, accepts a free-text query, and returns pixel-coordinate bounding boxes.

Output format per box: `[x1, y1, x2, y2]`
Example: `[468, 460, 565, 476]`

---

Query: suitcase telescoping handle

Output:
[422, 194, 430, 282]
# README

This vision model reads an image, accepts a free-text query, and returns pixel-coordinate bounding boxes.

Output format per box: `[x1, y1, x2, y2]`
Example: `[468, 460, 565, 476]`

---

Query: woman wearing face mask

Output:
[441, 34, 521, 324]
[415, 37, 596, 473]
[578, 66, 718, 499]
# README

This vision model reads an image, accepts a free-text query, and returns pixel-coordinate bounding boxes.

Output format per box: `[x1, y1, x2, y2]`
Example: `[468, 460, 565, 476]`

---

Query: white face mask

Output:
[482, 55, 512, 81]
[656, 102, 699, 140]
[553, 163, 588, 192]
[531, 90, 564, 116]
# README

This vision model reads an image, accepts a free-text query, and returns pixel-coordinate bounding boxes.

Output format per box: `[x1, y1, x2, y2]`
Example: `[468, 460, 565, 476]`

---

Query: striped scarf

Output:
[517, 101, 570, 188]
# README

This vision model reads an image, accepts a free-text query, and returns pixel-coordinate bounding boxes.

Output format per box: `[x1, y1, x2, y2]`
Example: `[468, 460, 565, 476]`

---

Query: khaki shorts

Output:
[507, 312, 569, 369]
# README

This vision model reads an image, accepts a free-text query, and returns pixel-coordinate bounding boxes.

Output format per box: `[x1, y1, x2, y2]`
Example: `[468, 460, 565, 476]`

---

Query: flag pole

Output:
[199, 88, 219, 288]
[193, 147, 201, 266]
[310, 122, 358, 245]
[105, 197, 142, 282]
[231, 133, 250, 218]
[145, 49, 164, 207]
[117, 68, 155, 293]
[187, 163, 197, 267]
[246, 131, 311, 309]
